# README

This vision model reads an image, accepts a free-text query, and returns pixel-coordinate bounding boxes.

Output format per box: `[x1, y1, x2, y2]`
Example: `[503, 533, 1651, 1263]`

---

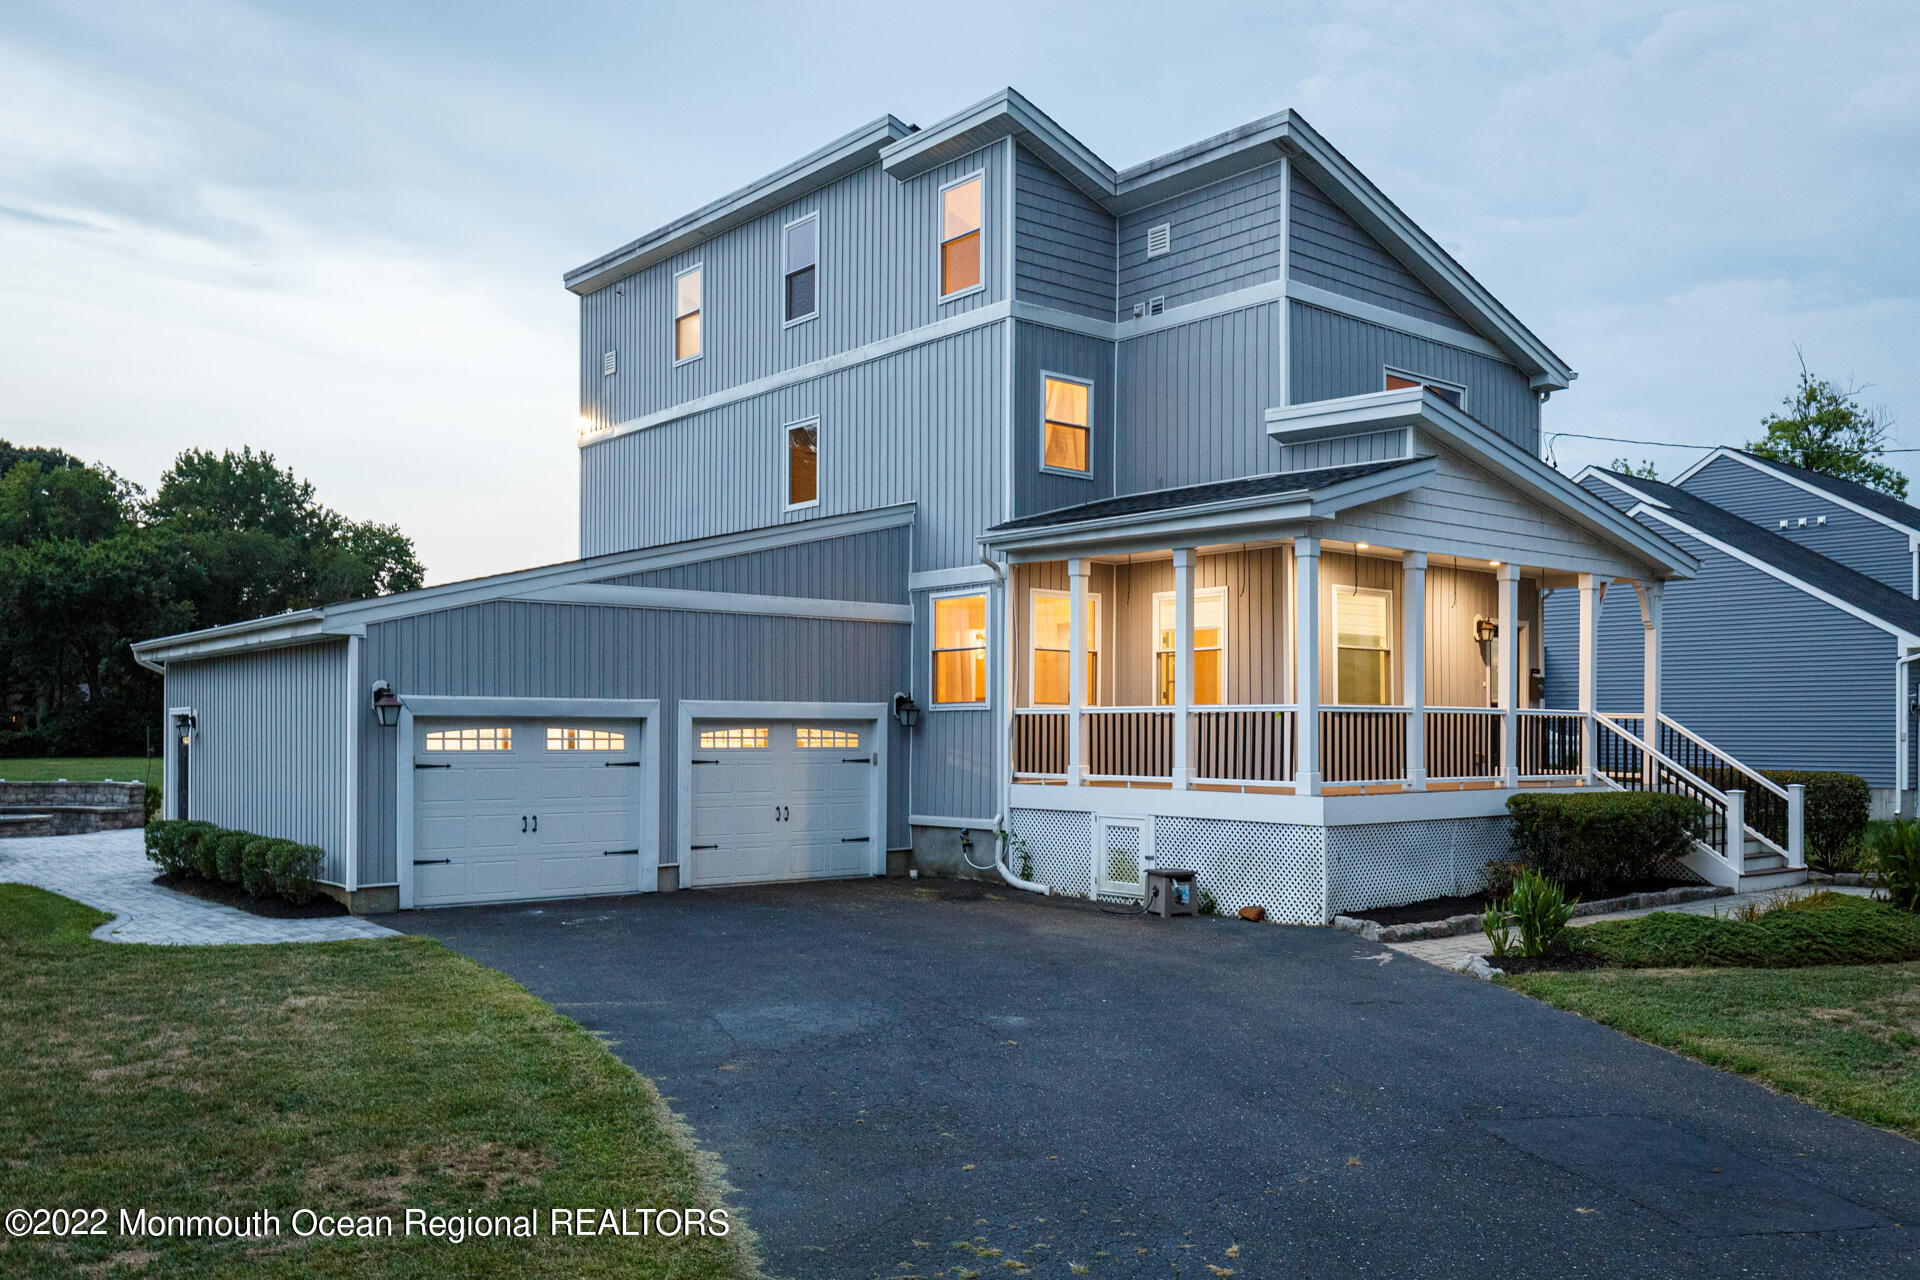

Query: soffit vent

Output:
[602, 350, 617, 376]
[1146, 222, 1171, 258]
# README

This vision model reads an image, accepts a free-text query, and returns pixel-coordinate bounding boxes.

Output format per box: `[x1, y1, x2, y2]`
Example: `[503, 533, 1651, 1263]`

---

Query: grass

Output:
[0, 757, 161, 787]
[1566, 893, 1920, 969]
[0, 885, 754, 1279]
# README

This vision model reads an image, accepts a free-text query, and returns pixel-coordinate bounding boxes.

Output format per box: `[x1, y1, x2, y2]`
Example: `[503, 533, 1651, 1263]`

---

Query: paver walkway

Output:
[0, 829, 394, 944]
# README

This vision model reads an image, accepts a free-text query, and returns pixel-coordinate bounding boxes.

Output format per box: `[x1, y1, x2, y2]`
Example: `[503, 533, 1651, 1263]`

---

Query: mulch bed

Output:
[153, 873, 347, 919]
[1349, 876, 1698, 927]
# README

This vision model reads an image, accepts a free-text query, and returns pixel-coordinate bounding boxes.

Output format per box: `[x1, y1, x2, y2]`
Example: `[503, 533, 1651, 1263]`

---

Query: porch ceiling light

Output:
[1355, 542, 1370, 550]
[371, 681, 402, 729]
[1488, 560, 1503, 567]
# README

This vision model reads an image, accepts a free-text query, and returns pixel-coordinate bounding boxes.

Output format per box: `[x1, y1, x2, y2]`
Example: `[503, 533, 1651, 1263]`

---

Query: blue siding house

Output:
[137, 89, 1806, 919]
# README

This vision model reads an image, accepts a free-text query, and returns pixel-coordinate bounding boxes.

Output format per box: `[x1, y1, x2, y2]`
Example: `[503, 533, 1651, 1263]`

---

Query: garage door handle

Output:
[604, 760, 640, 768]
[415, 858, 452, 865]
[414, 762, 452, 770]
[841, 836, 870, 843]
[603, 848, 640, 857]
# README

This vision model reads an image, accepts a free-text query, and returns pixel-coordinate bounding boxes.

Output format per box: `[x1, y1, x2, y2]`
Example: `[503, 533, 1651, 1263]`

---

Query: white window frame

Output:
[783, 415, 820, 513]
[782, 211, 819, 328]
[672, 262, 704, 366]
[1384, 366, 1465, 410]
[936, 169, 987, 304]
[1028, 587, 1102, 706]
[1151, 586, 1227, 706]
[1039, 371, 1094, 479]
[929, 588, 991, 710]
[1333, 585, 1394, 706]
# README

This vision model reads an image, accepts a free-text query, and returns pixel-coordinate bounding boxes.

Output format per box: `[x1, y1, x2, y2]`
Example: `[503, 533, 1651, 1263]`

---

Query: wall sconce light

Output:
[1473, 617, 1499, 644]
[172, 710, 196, 734]
[371, 681, 402, 729]
[892, 692, 922, 729]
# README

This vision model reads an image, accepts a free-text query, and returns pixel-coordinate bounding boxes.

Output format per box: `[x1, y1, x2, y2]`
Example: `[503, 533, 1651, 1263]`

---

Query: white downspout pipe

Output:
[1896, 646, 1920, 820]
[982, 550, 1048, 895]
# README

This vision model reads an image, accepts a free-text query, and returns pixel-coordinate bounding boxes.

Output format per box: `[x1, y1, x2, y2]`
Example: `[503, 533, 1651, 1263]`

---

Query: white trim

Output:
[671, 261, 704, 366]
[1671, 447, 1920, 538]
[1039, 369, 1095, 479]
[1029, 586, 1103, 707]
[1383, 365, 1467, 411]
[909, 813, 1000, 830]
[909, 564, 997, 592]
[1007, 777, 1565, 825]
[1277, 154, 1292, 408]
[1151, 586, 1226, 706]
[1288, 283, 1511, 364]
[132, 610, 326, 671]
[512, 582, 911, 624]
[344, 634, 362, 894]
[928, 586, 993, 710]
[936, 168, 988, 303]
[781, 210, 820, 327]
[783, 414, 821, 512]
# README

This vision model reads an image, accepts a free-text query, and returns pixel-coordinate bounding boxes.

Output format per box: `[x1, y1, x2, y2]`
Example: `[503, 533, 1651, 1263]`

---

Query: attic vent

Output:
[1147, 296, 1165, 316]
[602, 349, 617, 377]
[1131, 302, 1145, 320]
[1146, 222, 1171, 258]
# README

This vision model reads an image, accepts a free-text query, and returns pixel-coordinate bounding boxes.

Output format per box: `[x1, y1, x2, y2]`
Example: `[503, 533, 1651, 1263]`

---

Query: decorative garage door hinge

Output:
[603, 760, 641, 768]
[602, 848, 640, 857]
[840, 836, 870, 843]
[842, 755, 876, 764]
[691, 759, 719, 765]
[691, 843, 719, 850]
[415, 858, 452, 865]
[413, 762, 452, 770]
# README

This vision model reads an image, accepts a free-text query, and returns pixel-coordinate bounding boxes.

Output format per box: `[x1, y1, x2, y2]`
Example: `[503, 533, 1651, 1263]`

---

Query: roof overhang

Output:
[132, 610, 328, 673]
[1267, 388, 1697, 579]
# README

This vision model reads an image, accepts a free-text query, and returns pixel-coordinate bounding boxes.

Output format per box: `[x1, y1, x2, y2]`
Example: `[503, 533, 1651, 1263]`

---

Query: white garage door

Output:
[412, 718, 645, 907]
[688, 719, 877, 886]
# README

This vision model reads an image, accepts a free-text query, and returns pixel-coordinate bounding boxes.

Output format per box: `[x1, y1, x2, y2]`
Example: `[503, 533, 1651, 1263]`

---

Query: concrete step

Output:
[1735, 866, 1810, 895]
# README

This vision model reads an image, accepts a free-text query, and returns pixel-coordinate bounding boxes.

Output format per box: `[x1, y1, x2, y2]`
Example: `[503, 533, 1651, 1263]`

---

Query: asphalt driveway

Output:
[389, 878, 1920, 1279]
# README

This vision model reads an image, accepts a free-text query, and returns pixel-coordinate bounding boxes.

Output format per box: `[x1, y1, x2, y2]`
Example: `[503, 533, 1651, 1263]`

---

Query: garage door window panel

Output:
[425, 727, 512, 751]
[547, 727, 627, 751]
[796, 727, 860, 749]
[700, 726, 770, 749]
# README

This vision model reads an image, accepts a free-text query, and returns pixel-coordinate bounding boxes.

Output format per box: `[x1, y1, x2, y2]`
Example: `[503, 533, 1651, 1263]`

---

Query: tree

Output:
[1610, 458, 1659, 480]
[1746, 354, 1906, 498]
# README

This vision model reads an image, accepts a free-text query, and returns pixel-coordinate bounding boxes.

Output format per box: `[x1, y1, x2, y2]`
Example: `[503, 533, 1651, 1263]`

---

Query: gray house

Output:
[1545, 453, 1920, 818]
[134, 89, 1806, 920]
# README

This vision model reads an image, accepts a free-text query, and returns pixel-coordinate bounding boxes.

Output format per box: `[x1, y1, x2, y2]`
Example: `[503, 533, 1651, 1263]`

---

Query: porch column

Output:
[1577, 574, 1603, 784]
[1295, 537, 1321, 796]
[1067, 558, 1089, 785]
[1402, 551, 1427, 791]
[1497, 562, 1520, 786]
[1634, 581, 1663, 787]
[1171, 547, 1195, 790]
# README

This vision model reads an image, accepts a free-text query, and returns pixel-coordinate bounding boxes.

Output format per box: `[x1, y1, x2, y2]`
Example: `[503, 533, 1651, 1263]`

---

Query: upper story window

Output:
[932, 592, 988, 705]
[673, 265, 703, 362]
[939, 175, 983, 298]
[1042, 376, 1091, 474]
[784, 215, 818, 323]
[1031, 590, 1099, 706]
[1385, 369, 1463, 409]
[787, 419, 818, 509]
[1334, 587, 1392, 706]
[1153, 589, 1225, 706]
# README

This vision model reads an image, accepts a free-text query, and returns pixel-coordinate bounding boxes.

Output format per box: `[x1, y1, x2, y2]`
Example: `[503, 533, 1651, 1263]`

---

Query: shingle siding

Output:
[1288, 169, 1467, 332]
[1681, 454, 1914, 594]
[1012, 144, 1116, 320]
[1116, 163, 1287, 318]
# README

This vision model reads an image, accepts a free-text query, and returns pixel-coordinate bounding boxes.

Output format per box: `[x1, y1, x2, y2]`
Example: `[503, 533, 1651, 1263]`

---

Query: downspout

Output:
[1897, 646, 1920, 819]
[981, 549, 1048, 895]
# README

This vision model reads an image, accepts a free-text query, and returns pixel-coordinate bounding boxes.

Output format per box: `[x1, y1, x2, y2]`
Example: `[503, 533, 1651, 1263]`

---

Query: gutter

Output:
[978, 550, 1047, 896]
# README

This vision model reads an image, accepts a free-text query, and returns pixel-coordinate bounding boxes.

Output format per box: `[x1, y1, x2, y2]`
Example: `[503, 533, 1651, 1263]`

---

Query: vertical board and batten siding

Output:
[1278, 428, 1410, 472]
[910, 586, 999, 821]
[1012, 144, 1115, 320]
[357, 602, 910, 887]
[1013, 321, 1117, 517]
[580, 323, 1004, 568]
[1289, 301, 1539, 454]
[596, 525, 910, 603]
[1288, 171, 1468, 333]
[166, 643, 352, 885]
[1116, 163, 1286, 318]
[1113, 302, 1285, 494]
[1680, 454, 1915, 593]
[579, 150, 1009, 429]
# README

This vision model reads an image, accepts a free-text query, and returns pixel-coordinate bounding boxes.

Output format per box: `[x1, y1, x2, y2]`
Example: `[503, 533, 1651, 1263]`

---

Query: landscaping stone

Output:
[1333, 883, 1731, 943]
[0, 781, 145, 836]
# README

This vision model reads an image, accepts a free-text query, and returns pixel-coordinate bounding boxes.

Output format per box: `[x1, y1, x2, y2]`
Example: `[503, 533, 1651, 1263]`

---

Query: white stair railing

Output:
[1592, 713, 1743, 877]
[1654, 714, 1803, 868]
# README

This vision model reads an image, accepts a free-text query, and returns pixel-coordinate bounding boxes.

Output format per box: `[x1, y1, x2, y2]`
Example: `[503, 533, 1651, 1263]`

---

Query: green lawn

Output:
[0, 885, 754, 1279]
[1502, 962, 1920, 1140]
[0, 757, 160, 787]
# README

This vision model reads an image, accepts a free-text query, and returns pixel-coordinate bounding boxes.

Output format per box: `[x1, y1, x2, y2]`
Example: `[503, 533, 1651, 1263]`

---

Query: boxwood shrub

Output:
[142, 819, 326, 906]
[1507, 791, 1706, 895]
[1760, 770, 1871, 871]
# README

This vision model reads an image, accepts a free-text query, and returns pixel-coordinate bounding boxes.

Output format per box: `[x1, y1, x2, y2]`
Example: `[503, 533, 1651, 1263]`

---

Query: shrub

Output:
[1569, 893, 1920, 968]
[213, 830, 250, 885]
[1867, 820, 1920, 912]
[1483, 859, 1525, 899]
[1762, 770, 1871, 871]
[1506, 870, 1576, 957]
[143, 821, 190, 875]
[1507, 792, 1705, 895]
[187, 823, 224, 880]
[1481, 899, 1515, 958]
[266, 841, 324, 905]
[239, 838, 276, 900]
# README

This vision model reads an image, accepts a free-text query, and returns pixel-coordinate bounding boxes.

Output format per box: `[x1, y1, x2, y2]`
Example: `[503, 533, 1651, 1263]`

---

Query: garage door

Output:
[688, 719, 877, 886]
[412, 718, 645, 907]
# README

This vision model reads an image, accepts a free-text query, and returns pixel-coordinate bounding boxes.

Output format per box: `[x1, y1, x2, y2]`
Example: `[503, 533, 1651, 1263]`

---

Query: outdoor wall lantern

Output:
[172, 710, 196, 733]
[1473, 616, 1500, 644]
[892, 692, 922, 730]
[371, 681, 403, 729]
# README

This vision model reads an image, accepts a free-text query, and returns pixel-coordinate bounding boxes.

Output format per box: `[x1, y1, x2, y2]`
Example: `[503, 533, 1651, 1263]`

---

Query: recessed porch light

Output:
[1488, 560, 1503, 567]
[1355, 542, 1370, 550]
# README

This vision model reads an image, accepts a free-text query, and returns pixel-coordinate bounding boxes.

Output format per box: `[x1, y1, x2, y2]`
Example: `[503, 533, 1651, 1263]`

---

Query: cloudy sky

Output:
[3, 1, 1916, 583]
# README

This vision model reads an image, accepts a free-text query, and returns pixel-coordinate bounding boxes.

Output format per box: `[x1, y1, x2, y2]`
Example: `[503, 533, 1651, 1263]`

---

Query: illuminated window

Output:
[1153, 589, 1225, 706]
[784, 214, 818, 323]
[546, 727, 627, 751]
[1042, 376, 1090, 473]
[425, 727, 512, 751]
[674, 265, 702, 362]
[1335, 587, 1393, 706]
[787, 420, 818, 507]
[1030, 590, 1099, 705]
[939, 176, 982, 297]
[796, 727, 860, 749]
[699, 726, 768, 749]
[932, 593, 988, 705]
[1384, 369, 1463, 409]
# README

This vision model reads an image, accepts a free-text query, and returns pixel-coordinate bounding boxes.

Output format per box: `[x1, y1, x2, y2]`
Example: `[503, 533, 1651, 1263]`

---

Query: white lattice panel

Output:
[1329, 817, 1512, 914]
[1153, 817, 1327, 924]
[1009, 808, 1092, 899]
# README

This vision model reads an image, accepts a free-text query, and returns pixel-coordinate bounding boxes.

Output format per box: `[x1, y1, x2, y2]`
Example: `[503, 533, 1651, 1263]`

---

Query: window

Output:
[673, 265, 702, 362]
[1385, 369, 1463, 408]
[425, 726, 511, 751]
[1334, 587, 1393, 706]
[1153, 589, 1225, 706]
[796, 727, 861, 749]
[932, 592, 988, 705]
[547, 727, 626, 751]
[1030, 590, 1099, 705]
[699, 726, 768, 749]
[1042, 376, 1091, 474]
[787, 420, 818, 508]
[939, 175, 983, 297]
[784, 215, 818, 323]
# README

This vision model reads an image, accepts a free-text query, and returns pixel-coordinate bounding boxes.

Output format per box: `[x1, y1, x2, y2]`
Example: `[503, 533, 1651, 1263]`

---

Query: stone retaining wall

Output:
[0, 781, 146, 836]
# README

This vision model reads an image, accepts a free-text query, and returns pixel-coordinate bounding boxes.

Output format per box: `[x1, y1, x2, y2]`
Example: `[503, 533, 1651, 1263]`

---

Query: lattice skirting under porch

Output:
[1326, 816, 1510, 915]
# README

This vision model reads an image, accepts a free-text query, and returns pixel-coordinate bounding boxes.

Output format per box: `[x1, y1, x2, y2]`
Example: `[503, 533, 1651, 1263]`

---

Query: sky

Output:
[2, 0, 1916, 584]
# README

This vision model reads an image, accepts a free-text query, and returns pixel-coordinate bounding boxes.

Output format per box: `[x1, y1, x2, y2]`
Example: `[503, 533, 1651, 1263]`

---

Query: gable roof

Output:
[1580, 468, 1920, 638]
[1674, 446, 1920, 536]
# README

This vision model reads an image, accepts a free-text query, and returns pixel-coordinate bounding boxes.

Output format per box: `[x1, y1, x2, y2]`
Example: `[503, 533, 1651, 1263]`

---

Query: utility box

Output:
[1145, 868, 1198, 918]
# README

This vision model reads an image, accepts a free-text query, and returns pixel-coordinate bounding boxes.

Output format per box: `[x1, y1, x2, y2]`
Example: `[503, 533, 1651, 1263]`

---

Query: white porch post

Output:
[1635, 581, 1663, 786]
[1295, 537, 1322, 796]
[1171, 547, 1195, 790]
[1402, 551, 1427, 791]
[1067, 558, 1089, 785]
[1497, 562, 1520, 786]
[1577, 574, 1603, 785]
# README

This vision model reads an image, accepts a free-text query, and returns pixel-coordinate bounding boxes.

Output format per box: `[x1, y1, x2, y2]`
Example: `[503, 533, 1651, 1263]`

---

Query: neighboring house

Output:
[1545, 459, 1920, 818]
[134, 89, 1800, 922]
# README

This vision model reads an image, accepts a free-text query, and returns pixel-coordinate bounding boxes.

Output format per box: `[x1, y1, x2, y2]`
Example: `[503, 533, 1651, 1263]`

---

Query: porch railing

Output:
[1084, 707, 1175, 781]
[1426, 708, 1503, 782]
[1010, 709, 1070, 779]
[1321, 708, 1407, 785]
[1517, 709, 1585, 780]
[1194, 706, 1296, 784]
[1594, 712, 1733, 864]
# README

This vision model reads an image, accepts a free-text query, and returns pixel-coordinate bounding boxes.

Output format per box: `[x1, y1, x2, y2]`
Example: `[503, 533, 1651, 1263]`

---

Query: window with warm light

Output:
[796, 727, 860, 749]
[787, 421, 818, 507]
[674, 265, 703, 361]
[1042, 376, 1091, 473]
[784, 215, 818, 323]
[1335, 587, 1393, 705]
[932, 593, 988, 704]
[425, 727, 511, 751]
[1384, 369, 1463, 408]
[1153, 589, 1225, 706]
[699, 726, 768, 749]
[939, 176, 983, 297]
[546, 727, 626, 751]
[1030, 590, 1099, 705]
